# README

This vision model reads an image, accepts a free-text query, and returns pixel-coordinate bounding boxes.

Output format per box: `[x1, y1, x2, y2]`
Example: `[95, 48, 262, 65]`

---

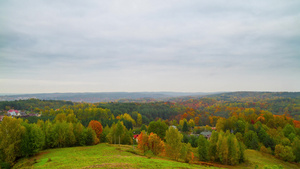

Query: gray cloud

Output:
[0, 0, 300, 93]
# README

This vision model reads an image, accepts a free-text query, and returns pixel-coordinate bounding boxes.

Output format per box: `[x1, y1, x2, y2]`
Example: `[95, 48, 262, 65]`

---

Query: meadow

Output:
[13, 143, 300, 169]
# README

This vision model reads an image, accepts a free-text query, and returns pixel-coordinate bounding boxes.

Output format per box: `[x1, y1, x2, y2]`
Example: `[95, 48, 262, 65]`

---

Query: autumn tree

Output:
[137, 131, 149, 154]
[188, 119, 195, 128]
[165, 127, 183, 161]
[148, 133, 165, 155]
[119, 113, 136, 126]
[88, 120, 103, 140]
[54, 113, 67, 123]
[195, 116, 200, 125]
[137, 113, 142, 127]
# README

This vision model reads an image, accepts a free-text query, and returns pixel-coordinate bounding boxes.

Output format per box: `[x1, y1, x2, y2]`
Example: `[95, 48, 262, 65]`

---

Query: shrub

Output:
[260, 146, 272, 154]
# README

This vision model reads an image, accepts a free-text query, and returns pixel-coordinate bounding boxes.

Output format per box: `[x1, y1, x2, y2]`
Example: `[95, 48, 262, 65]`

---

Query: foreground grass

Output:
[14, 144, 217, 169]
[230, 150, 300, 169]
[13, 144, 300, 169]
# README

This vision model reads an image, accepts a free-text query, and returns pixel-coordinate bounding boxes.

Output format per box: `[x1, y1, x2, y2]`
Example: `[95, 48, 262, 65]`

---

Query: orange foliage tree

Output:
[137, 131, 164, 156]
[137, 131, 149, 153]
[88, 120, 103, 140]
[148, 133, 165, 155]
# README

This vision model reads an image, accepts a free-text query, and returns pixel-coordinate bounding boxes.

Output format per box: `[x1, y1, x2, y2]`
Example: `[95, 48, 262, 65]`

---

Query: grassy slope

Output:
[231, 150, 300, 169]
[13, 144, 300, 169]
[13, 144, 216, 169]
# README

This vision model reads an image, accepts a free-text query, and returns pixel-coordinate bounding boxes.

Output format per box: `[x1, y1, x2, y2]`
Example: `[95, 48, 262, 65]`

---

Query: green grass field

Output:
[13, 144, 216, 169]
[13, 144, 300, 169]
[231, 150, 300, 169]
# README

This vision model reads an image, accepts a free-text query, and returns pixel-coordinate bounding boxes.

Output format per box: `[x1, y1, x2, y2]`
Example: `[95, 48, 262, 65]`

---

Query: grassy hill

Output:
[13, 144, 216, 169]
[13, 144, 300, 169]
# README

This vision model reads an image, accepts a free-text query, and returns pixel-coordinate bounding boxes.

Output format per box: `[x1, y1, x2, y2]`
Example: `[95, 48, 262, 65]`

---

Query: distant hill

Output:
[0, 92, 213, 103]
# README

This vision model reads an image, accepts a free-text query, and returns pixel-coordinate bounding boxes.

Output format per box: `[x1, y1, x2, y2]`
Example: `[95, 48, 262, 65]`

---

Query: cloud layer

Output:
[1, 0, 300, 93]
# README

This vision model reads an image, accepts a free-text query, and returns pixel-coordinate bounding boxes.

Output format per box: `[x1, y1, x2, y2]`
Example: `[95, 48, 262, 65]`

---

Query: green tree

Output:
[275, 144, 295, 162]
[165, 127, 183, 161]
[292, 138, 300, 162]
[140, 124, 147, 132]
[137, 113, 142, 127]
[73, 122, 84, 146]
[282, 124, 296, 138]
[227, 134, 240, 165]
[182, 121, 189, 132]
[116, 121, 124, 145]
[181, 143, 193, 163]
[0, 116, 25, 165]
[51, 121, 76, 147]
[234, 120, 246, 134]
[244, 130, 259, 150]
[198, 135, 209, 161]
[21, 123, 45, 157]
[147, 120, 168, 139]
[208, 130, 219, 162]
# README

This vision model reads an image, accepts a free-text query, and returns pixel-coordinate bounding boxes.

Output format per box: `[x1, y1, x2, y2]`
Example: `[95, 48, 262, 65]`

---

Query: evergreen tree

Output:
[182, 121, 189, 132]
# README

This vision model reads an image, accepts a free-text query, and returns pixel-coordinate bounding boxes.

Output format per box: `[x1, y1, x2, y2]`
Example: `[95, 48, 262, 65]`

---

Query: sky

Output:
[0, 0, 300, 94]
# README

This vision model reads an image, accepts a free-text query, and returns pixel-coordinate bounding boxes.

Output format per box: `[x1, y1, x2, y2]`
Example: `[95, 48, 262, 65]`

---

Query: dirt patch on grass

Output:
[82, 163, 134, 169]
[28, 151, 50, 162]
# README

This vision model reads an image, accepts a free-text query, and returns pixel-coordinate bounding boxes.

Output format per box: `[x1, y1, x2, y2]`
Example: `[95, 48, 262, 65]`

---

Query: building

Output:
[7, 109, 19, 116]
[0, 115, 4, 121]
[200, 131, 212, 139]
[133, 134, 139, 143]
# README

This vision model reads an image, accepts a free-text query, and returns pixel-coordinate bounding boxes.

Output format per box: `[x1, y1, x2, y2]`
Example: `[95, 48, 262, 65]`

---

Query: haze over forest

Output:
[1, 0, 299, 94]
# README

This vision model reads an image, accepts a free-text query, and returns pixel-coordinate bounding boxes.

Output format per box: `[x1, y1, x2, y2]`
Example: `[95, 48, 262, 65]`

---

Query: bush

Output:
[260, 146, 272, 154]
[0, 161, 11, 169]
[145, 150, 154, 159]
[275, 144, 295, 162]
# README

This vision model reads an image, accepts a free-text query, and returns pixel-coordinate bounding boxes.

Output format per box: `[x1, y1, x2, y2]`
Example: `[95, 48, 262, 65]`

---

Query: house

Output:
[169, 125, 177, 129]
[0, 115, 4, 121]
[20, 111, 27, 116]
[200, 131, 212, 139]
[133, 134, 139, 143]
[7, 109, 19, 116]
[28, 113, 38, 117]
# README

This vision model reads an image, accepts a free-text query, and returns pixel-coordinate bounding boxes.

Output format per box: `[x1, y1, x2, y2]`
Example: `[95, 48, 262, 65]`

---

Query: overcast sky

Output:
[0, 0, 299, 93]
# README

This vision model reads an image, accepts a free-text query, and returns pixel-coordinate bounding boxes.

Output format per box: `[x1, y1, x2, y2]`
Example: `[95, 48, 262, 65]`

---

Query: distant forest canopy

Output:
[1, 92, 299, 124]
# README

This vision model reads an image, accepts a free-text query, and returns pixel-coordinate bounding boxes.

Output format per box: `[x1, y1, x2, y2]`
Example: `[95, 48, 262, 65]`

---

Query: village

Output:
[0, 109, 40, 122]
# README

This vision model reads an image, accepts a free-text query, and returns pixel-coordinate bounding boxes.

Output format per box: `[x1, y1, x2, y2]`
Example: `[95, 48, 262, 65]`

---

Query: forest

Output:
[0, 92, 299, 168]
